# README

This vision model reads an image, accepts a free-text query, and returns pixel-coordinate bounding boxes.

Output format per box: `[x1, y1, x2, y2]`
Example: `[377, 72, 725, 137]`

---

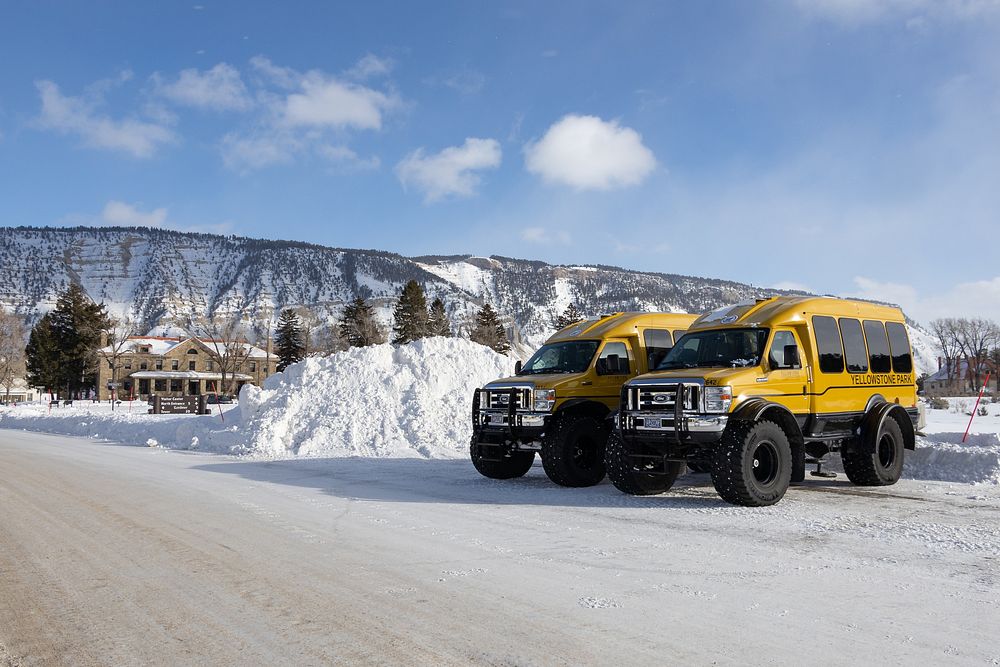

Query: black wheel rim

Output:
[877, 432, 897, 469]
[572, 434, 597, 470]
[751, 440, 779, 486]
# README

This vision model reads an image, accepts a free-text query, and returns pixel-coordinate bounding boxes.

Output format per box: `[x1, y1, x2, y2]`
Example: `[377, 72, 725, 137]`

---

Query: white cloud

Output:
[249, 56, 299, 89]
[222, 56, 399, 171]
[220, 130, 300, 171]
[396, 138, 502, 203]
[34, 80, 175, 158]
[282, 72, 397, 130]
[849, 276, 1000, 323]
[101, 200, 168, 227]
[520, 227, 570, 244]
[792, 0, 1000, 25]
[153, 63, 252, 111]
[347, 54, 393, 80]
[524, 114, 657, 190]
[770, 281, 815, 293]
[425, 68, 486, 96]
[317, 144, 380, 170]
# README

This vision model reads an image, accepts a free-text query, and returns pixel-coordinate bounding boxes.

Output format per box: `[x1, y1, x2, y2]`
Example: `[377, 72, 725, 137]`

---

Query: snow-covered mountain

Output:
[0, 225, 938, 373]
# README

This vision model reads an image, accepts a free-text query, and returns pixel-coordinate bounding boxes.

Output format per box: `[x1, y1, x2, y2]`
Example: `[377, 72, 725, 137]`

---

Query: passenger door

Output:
[761, 329, 809, 415]
[590, 340, 633, 410]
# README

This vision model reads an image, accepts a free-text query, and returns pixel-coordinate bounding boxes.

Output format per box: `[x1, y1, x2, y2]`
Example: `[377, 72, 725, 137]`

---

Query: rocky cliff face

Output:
[0, 225, 938, 372]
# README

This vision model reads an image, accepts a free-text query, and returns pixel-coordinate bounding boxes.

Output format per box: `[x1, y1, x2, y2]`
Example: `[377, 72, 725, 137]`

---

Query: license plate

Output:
[487, 414, 506, 425]
[644, 417, 662, 429]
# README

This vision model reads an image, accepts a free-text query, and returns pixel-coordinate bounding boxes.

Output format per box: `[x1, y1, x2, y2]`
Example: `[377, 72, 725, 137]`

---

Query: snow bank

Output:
[0, 338, 513, 460]
[238, 337, 513, 458]
[906, 432, 1000, 485]
[0, 401, 245, 452]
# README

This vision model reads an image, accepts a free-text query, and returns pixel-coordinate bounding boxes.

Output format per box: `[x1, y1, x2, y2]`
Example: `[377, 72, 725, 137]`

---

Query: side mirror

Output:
[783, 345, 800, 368]
[514, 360, 523, 374]
[599, 354, 626, 375]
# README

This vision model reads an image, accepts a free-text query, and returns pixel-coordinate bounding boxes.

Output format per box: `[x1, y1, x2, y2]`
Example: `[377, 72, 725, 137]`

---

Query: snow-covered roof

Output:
[926, 358, 991, 383]
[101, 336, 274, 359]
[128, 371, 253, 381]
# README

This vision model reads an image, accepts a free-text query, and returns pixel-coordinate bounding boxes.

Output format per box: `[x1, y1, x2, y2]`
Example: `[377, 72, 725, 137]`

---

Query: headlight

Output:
[703, 386, 732, 413]
[533, 388, 556, 411]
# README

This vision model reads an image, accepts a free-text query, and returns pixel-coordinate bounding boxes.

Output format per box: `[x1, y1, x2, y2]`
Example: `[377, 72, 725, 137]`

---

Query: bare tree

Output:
[0, 310, 26, 403]
[930, 318, 964, 390]
[186, 314, 255, 396]
[954, 318, 1000, 391]
[102, 315, 139, 407]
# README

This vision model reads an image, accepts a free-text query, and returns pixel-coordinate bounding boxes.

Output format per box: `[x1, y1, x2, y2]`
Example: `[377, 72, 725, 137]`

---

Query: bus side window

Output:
[863, 320, 892, 373]
[643, 329, 673, 370]
[839, 318, 869, 373]
[886, 322, 913, 373]
[812, 316, 844, 373]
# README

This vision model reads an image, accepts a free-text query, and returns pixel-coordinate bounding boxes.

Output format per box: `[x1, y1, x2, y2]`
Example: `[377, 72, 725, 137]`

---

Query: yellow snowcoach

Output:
[471, 312, 699, 486]
[609, 296, 923, 506]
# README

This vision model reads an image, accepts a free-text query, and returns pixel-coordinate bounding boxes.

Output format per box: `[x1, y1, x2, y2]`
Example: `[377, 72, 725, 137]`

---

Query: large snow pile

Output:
[907, 432, 1000, 485]
[238, 337, 513, 458]
[0, 337, 513, 459]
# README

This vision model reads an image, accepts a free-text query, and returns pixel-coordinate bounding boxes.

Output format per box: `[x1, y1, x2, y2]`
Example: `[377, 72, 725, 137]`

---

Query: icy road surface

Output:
[1, 429, 998, 666]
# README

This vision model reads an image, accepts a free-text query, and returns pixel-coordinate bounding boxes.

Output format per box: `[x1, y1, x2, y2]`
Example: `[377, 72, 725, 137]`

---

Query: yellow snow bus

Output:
[609, 296, 923, 506]
[471, 312, 699, 487]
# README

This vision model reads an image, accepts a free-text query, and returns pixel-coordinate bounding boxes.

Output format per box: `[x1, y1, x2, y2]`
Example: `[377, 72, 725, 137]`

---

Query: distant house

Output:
[924, 357, 997, 395]
[97, 336, 276, 401]
[1, 377, 41, 404]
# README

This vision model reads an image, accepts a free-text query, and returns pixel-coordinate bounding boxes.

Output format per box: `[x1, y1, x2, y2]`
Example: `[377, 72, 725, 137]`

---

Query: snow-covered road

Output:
[1, 429, 998, 666]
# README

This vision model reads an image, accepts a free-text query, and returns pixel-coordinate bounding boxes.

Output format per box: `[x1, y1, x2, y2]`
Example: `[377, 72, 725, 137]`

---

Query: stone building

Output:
[97, 336, 276, 401]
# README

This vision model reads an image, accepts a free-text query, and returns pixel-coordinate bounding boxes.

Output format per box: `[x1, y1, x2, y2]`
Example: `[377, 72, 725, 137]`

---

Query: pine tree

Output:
[552, 303, 583, 331]
[42, 284, 109, 396]
[340, 297, 385, 347]
[427, 297, 451, 337]
[26, 313, 60, 391]
[392, 280, 429, 344]
[274, 308, 305, 371]
[471, 303, 510, 354]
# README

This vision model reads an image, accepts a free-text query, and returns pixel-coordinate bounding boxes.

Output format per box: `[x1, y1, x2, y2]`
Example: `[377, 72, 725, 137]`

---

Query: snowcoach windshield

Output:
[657, 328, 770, 370]
[518, 340, 601, 375]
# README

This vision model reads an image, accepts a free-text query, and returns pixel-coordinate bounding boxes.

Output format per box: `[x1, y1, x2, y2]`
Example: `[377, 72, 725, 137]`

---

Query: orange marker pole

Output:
[962, 371, 991, 443]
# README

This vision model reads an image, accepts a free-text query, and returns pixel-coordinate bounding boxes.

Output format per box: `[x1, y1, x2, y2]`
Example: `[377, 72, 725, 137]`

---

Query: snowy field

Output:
[2, 338, 1000, 664]
[1, 337, 998, 486]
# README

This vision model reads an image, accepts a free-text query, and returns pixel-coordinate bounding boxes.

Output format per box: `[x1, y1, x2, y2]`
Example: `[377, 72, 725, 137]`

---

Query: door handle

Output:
[581, 381, 592, 386]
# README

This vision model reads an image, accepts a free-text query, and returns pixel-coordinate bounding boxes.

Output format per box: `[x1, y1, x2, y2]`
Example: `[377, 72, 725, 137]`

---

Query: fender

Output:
[730, 398, 804, 443]
[864, 394, 886, 414]
[860, 401, 916, 452]
[730, 397, 800, 427]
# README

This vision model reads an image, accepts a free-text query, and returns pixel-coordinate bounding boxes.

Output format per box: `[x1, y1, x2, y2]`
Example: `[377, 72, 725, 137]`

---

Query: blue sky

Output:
[1, 1, 999, 322]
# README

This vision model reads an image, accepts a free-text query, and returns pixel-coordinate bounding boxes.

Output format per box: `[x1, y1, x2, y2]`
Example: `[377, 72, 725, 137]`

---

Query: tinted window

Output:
[839, 318, 868, 373]
[812, 316, 844, 374]
[863, 320, 892, 373]
[519, 340, 601, 375]
[658, 328, 769, 370]
[768, 330, 800, 369]
[599, 341, 630, 374]
[886, 322, 913, 373]
[643, 329, 673, 369]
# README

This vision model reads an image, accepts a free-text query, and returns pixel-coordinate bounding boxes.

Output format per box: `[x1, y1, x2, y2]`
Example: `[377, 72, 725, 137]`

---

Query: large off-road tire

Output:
[469, 435, 535, 480]
[540, 414, 608, 487]
[606, 430, 683, 495]
[711, 420, 792, 507]
[841, 417, 904, 486]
